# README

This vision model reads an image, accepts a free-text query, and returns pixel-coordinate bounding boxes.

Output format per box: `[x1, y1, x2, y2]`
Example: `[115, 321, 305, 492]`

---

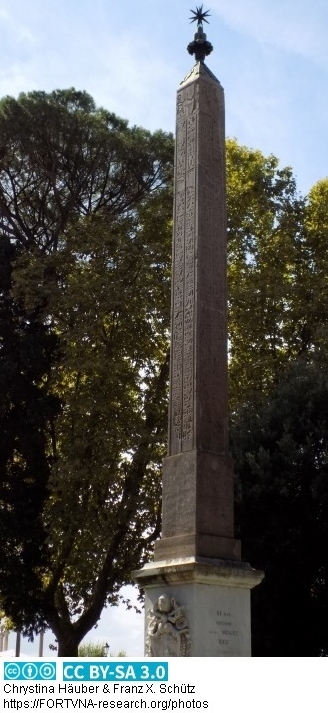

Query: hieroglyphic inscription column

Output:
[154, 62, 241, 563]
[169, 67, 227, 456]
[170, 92, 197, 453]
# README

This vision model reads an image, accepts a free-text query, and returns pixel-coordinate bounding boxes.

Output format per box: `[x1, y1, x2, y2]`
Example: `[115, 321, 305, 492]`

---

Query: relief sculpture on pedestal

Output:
[146, 594, 191, 657]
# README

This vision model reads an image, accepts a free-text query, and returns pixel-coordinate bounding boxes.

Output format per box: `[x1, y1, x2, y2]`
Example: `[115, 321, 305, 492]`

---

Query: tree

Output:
[232, 360, 328, 656]
[0, 234, 61, 631]
[302, 178, 328, 358]
[226, 143, 328, 414]
[226, 144, 328, 655]
[226, 139, 307, 408]
[0, 89, 174, 655]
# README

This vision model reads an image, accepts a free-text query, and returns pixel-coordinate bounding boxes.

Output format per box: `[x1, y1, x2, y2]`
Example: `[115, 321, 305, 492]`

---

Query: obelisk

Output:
[133, 7, 263, 657]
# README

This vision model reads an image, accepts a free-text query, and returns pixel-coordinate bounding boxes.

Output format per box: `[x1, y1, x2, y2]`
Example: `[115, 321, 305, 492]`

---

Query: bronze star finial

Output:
[189, 5, 211, 26]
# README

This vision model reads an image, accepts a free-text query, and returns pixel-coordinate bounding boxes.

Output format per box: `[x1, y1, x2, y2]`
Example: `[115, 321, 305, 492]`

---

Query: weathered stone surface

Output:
[168, 63, 228, 458]
[156, 60, 239, 560]
[154, 534, 241, 561]
[146, 594, 191, 657]
[154, 451, 240, 560]
[133, 558, 264, 657]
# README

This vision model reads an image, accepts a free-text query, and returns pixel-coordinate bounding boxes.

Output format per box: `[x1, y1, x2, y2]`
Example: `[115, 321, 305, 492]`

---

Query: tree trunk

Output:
[57, 634, 80, 657]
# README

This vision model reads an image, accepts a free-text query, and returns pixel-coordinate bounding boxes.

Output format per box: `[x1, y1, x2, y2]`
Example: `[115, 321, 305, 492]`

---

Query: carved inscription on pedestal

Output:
[208, 609, 240, 655]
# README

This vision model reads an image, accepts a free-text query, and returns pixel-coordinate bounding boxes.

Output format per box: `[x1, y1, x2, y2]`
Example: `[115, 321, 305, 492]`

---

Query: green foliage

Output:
[78, 642, 107, 657]
[0, 89, 174, 655]
[0, 89, 173, 252]
[226, 139, 307, 406]
[303, 178, 328, 357]
[227, 142, 328, 654]
[227, 142, 328, 412]
[232, 360, 328, 655]
[0, 235, 61, 632]
[78, 641, 126, 657]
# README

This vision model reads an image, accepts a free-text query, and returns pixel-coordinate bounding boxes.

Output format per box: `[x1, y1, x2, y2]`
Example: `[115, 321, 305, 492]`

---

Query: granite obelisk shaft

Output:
[154, 62, 240, 562]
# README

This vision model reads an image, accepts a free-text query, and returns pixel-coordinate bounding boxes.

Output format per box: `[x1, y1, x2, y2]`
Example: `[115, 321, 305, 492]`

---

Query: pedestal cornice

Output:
[133, 556, 264, 590]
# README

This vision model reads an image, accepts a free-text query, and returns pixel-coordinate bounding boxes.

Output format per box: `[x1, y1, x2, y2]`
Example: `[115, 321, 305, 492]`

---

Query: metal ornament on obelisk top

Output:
[133, 7, 263, 657]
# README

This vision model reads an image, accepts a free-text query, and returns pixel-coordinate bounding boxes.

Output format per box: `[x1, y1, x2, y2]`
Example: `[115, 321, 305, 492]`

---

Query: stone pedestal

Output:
[133, 558, 263, 657]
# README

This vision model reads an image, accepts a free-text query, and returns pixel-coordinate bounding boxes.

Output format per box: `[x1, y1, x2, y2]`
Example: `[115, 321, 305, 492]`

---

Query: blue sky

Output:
[1, 0, 328, 194]
[1, 0, 327, 655]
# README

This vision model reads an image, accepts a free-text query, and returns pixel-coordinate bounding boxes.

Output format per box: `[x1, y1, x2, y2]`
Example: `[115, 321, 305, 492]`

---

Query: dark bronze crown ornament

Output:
[187, 5, 213, 62]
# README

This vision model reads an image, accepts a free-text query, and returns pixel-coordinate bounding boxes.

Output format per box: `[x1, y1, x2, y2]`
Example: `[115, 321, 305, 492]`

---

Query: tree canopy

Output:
[232, 360, 328, 656]
[227, 139, 305, 406]
[226, 143, 328, 655]
[227, 142, 328, 407]
[0, 89, 174, 655]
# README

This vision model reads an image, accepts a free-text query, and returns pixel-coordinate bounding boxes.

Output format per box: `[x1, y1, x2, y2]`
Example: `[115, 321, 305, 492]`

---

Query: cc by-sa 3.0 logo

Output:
[4, 662, 56, 680]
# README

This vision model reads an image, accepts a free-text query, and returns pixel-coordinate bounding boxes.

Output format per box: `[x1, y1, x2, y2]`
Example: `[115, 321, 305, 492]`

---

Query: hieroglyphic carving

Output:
[170, 90, 187, 448]
[169, 72, 227, 455]
[146, 595, 191, 657]
[176, 120, 187, 181]
[182, 180, 195, 447]
[195, 95, 227, 451]
[181, 109, 196, 449]
[170, 86, 197, 452]
[186, 114, 196, 171]
[171, 183, 185, 445]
